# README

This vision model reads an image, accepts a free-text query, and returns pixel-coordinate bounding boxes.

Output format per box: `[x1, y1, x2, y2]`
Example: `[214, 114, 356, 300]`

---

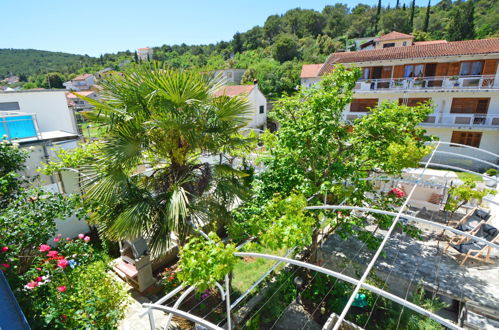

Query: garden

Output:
[3, 62, 493, 329]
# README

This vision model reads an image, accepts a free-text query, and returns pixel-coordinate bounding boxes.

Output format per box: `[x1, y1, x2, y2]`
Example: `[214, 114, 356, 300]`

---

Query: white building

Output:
[137, 47, 153, 61]
[214, 84, 267, 130]
[301, 33, 499, 171]
[63, 73, 95, 91]
[300, 64, 323, 88]
[0, 90, 88, 237]
[212, 69, 246, 85]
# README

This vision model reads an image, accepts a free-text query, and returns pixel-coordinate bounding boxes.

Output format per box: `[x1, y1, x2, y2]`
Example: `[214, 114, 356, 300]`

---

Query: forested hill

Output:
[0, 49, 96, 79]
[2, 0, 497, 96]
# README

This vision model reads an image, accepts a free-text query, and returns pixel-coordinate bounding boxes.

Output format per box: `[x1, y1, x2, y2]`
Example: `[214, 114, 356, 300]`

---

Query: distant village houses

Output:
[63, 73, 95, 91]
[137, 47, 153, 61]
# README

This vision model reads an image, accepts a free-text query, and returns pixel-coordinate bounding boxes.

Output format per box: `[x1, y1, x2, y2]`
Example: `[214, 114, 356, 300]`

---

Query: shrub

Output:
[485, 168, 498, 176]
[2, 234, 128, 329]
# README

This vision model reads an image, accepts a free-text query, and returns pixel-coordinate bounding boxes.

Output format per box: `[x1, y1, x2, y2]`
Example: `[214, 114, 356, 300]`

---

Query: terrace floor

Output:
[318, 192, 499, 317]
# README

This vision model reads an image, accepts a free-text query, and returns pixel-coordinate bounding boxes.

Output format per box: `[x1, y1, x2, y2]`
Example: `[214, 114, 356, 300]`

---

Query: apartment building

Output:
[301, 33, 499, 171]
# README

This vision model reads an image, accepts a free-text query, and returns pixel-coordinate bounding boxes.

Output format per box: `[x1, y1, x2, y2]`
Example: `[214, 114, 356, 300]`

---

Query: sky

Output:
[2, 0, 431, 57]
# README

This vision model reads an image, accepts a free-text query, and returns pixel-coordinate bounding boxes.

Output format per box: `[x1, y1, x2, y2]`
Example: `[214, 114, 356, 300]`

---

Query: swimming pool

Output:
[0, 113, 38, 140]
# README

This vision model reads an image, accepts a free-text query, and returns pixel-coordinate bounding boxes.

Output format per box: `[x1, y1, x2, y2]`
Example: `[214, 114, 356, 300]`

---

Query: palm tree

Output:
[79, 63, 252, 256]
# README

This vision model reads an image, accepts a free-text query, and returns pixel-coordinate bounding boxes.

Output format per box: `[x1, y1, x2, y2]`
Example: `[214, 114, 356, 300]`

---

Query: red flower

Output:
[39, 244, 51, 252]
[53, 237, 60, 243]
[389, 188, 406, 198]
[1, 263, 10, 268]
[36, 267, 42, 271]
[57, 286, 67, 292]
[47, 250, 58, 258]
[26, 281, 39, 289]
[35, 277, 43, 282]
[1, 246, 8, 252]
[57, 259, 69, 269]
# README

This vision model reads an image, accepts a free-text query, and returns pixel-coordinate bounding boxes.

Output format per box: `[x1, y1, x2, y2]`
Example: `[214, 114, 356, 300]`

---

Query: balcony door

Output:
[425, 63, 436, 77]
[371, 66, 383, 79]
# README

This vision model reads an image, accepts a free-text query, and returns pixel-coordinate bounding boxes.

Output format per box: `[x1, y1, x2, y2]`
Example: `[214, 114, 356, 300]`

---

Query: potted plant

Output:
[484, 168, 498, 188]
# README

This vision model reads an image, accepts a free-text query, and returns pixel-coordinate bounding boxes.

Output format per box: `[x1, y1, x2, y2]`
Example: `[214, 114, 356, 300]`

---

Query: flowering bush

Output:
[1, 234, 128, 329]
[160, 266, 181, 293]
[388, 188, 406, 199]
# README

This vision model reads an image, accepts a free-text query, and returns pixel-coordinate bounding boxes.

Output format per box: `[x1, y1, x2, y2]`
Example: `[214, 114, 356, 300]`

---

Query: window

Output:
[450, 98, 490, 114]
[383, 43, 395, 48]
[451, 131, 482, 148]
[459, 61, 483, 76]
[350, 99, 378, 112]
[404, 64, 425, 78]
[259, 105, 264, 114]
[362, 67, 370, 79]
[0, 102, 20, 111]
[403, 41, 407, 46]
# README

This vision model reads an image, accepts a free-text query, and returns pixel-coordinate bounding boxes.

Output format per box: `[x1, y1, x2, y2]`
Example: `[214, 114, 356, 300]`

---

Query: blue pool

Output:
[0, 115, 38, 140]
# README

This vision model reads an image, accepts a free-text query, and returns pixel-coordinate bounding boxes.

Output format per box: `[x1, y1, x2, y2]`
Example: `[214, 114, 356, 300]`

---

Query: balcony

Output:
[0, 111, 41, 141]
[355, 75, 498, 92]
[343, 112, 499, 129]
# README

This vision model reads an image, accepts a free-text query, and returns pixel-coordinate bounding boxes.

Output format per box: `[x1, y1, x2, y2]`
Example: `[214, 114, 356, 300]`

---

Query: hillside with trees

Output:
[1, 0, 497, 97]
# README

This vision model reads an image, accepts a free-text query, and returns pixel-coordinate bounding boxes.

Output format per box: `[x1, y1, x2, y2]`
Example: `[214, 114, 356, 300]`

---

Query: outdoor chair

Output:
[449, 207, 492, 232]
[444, 223, 499, 265]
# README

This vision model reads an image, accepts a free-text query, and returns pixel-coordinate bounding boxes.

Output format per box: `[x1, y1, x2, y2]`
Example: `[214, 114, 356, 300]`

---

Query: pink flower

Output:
[57, 259, 68, 269]
[35, 277, 43, 282]
[57, 233, 62, 237]
[53, 237, 60, 243]
[57, 286, 66, 293]
[66, 237, 71, 241]
[39, 244, 51, 252]
[1, 263, 10, 268]
[78, 233, 85, 239]
[83, 236, 91, 243]
[1, 246, 8, 252]
[26, 281, 39, 289]
[47, 251, 58, 257]
[36, 267, 42, 271]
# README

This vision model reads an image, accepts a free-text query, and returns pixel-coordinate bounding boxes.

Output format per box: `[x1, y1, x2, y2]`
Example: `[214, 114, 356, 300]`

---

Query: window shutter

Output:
[435, 63, 449, 76]
[482, 60, 498, 75]
[448, 62, 460, 76]
[393, 65, 404, 78]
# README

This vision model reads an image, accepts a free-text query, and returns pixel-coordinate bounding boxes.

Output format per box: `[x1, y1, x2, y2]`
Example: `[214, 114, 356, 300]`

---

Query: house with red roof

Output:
[63, 73, 96, 91]
[137, 47, 153, 61]
[300, 32, 499, 171]
[214, 83, 267, 130]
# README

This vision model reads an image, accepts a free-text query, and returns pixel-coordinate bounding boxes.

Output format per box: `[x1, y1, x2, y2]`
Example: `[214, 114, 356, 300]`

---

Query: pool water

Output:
[0, 115, 38, 139]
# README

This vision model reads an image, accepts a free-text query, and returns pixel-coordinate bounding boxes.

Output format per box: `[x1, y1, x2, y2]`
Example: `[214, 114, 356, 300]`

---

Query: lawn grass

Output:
[231, 245, 287, 295]
[456, 171, 483, 182]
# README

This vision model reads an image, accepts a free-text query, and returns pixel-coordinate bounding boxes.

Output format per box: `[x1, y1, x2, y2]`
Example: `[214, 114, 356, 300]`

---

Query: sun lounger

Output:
[445, 223, 499, 265]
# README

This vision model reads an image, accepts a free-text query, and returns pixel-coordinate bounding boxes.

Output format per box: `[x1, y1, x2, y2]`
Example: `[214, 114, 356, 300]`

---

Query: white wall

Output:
[0, 91, 77, 134]
[246, 86, 267, 129]
[301, 77, 321, 88]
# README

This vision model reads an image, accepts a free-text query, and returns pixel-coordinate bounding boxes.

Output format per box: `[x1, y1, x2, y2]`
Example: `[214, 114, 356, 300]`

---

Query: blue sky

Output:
[3, 0, 431, 56]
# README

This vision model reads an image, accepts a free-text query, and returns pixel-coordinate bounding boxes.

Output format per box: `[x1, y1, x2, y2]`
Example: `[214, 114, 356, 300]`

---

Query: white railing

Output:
[355, 75, 497, 91]
[343, 112, 499, 128]
[422, 114, 499, 127]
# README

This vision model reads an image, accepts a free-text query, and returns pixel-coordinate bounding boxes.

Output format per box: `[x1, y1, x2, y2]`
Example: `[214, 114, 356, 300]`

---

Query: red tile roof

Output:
[214, 85, 255, 97]
[414, 40, 447, 45]
[320, 38, 499, 75]
[66, 91, 95, 99]
[375, 31, 413, 41]
[300, 64, 323, 78]
[72, 73, 93, 81]
[138, 47, 151, 50]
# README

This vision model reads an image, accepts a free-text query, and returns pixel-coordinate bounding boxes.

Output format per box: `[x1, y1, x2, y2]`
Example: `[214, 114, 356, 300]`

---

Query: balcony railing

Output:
[355, 75, 497, 91]
[343, 112, 499, 128]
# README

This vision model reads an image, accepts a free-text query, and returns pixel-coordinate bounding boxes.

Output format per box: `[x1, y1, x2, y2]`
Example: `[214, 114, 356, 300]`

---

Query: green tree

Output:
[423, 0, 431, 32]
[272, 34, 300, 63]
[380, 9, 411, 34]
[263, 15, 284, 43]
[322, 4, 349, 38]
[236, 66, 433, 260]
[375, 0, 382, 33]
[232, 32, 244, 54]
[45, 72, 64, 89]
[446, 1, 475, 41]
[78, 63, 253, 256]
[410, 0, 416, 31]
